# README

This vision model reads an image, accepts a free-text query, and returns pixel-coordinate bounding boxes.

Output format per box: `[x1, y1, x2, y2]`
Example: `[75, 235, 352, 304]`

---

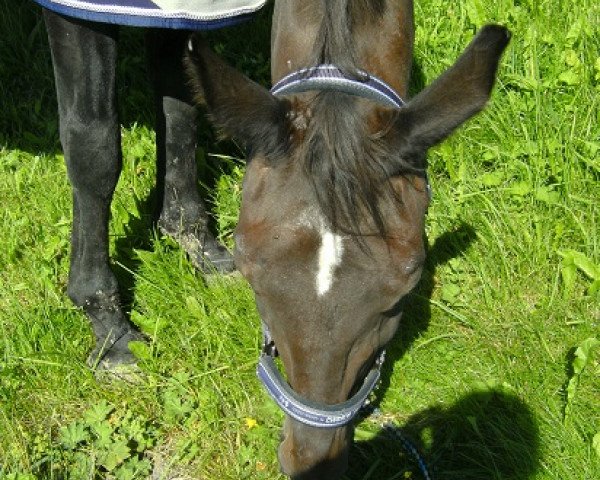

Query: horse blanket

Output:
[32, 0, 268, 29]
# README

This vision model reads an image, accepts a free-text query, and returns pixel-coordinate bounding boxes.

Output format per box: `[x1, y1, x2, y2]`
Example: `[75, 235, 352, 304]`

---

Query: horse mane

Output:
[303, 0, 421, 239]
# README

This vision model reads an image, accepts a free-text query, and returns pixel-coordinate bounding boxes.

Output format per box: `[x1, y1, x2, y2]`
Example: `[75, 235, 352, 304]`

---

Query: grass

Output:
[0, 0, 598, 479]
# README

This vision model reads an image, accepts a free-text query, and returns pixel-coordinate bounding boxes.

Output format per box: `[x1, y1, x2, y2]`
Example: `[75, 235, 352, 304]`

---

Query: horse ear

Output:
[185, 35, 291, 157]
[392, 25, 510, 161]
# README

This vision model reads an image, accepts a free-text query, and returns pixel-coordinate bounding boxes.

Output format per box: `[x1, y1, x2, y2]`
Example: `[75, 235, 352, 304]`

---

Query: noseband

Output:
[258, 322, 386, 428]
[252, 65, 410, 429]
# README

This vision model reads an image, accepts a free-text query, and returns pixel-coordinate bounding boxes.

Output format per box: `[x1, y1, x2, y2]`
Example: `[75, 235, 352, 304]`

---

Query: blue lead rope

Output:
[382, 423, 433, 480]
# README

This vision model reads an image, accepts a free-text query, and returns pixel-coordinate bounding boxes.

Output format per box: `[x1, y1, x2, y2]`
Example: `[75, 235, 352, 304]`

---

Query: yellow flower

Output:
[245, 417, 258, 429]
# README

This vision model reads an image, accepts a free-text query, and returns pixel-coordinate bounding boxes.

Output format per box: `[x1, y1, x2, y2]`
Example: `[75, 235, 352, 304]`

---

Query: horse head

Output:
[186, 1, 509, 476]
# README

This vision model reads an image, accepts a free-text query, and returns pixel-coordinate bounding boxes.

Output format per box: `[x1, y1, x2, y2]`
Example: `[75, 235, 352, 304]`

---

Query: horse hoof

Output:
[89, 339, 145, 384]
[193, 240, 236, 274]
[93, 361, 145, 384]
[158, 223, 236, 274]
[87, 328, 144, 370]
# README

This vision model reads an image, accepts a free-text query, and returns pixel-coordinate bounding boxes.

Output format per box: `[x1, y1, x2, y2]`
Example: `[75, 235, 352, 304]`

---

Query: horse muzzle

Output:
[278, 416, 352, 479]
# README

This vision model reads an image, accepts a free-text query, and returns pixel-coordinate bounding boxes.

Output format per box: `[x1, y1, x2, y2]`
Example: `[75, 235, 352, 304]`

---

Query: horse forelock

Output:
[301, 0, 417, 241]
[302, 93, 407, 241]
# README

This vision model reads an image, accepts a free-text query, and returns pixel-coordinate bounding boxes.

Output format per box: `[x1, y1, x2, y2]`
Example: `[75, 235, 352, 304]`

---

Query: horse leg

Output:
[43, 10, 142, 368]
[146, 29, 235, 273]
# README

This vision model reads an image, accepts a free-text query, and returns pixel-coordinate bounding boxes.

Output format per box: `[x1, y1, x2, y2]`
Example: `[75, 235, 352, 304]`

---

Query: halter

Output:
[255, 65, 418, 429]
[271, 64, 405, 108]
[257, 322, 385, 428]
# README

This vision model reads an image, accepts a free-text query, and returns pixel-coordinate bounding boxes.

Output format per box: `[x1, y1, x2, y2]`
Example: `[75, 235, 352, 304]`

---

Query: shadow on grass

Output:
[336, 224, 540, 479]
[112, 194, 157, 315]
[345, 388, 540, 479]
[371, 223, 478, 409]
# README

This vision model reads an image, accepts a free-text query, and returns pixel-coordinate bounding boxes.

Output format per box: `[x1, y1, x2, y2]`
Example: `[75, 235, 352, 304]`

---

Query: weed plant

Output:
[0, 1, 598, 479]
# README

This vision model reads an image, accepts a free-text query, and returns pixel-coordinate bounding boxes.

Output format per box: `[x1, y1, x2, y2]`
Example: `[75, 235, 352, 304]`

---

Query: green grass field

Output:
[1, 0, 598, 479]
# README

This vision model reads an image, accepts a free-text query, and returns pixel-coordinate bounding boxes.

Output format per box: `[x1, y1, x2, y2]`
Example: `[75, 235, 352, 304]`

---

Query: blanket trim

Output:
[34, 0, 263, 30]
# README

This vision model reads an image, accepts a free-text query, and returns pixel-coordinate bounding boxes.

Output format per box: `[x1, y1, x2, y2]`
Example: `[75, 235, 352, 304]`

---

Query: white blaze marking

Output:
[316, 229, 344, 296]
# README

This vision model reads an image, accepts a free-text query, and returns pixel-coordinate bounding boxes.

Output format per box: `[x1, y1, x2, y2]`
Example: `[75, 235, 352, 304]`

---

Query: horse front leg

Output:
[146, 29, 235, 274]
[44, 10, 142, 369]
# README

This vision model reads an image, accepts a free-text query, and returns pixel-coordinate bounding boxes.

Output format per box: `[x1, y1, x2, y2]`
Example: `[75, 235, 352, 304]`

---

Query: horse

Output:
[36, 1, 266, 369]
[185, 0, 510, 478]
